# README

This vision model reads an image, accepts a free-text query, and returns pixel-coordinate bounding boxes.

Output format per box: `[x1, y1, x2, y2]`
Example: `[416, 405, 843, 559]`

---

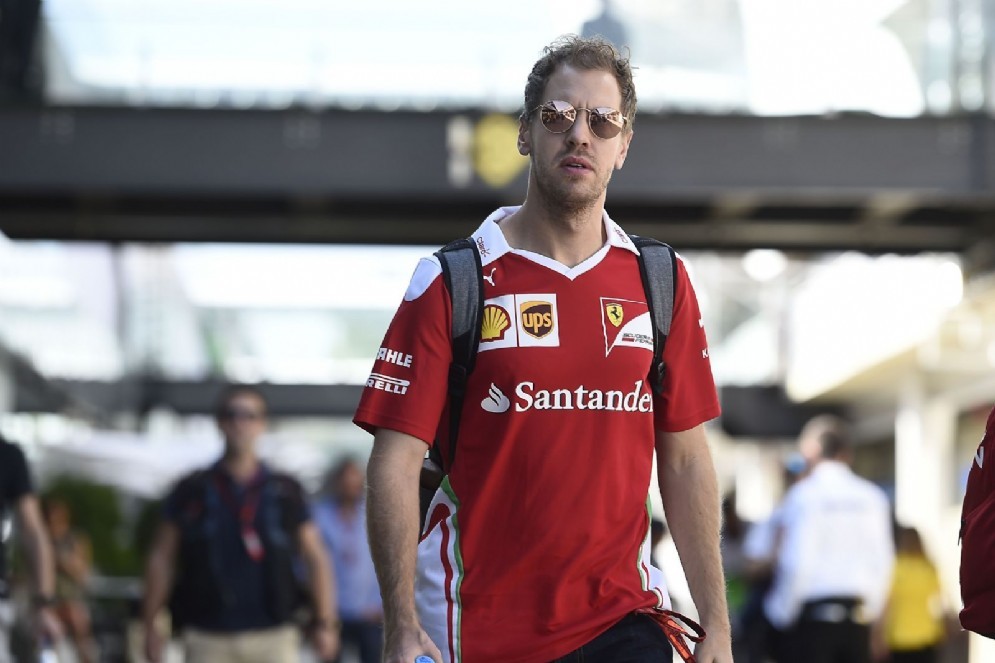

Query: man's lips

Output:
[560, 156, 594, 171]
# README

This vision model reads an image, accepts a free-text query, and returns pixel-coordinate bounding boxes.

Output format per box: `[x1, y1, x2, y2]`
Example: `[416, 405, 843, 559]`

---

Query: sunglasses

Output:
[219, 406, 265, 422]
[532, 100, 628, 139]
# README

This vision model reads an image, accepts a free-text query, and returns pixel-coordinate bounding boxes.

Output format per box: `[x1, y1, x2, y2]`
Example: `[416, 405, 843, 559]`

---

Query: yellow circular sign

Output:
[473, 113, 529, 189]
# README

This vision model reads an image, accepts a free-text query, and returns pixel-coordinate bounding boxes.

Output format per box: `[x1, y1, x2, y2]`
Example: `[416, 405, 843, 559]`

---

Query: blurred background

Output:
[3, 0, 995, 661]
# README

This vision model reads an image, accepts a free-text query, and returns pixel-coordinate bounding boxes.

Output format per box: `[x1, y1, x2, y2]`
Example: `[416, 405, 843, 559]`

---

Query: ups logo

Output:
[520, 301, 554, 339]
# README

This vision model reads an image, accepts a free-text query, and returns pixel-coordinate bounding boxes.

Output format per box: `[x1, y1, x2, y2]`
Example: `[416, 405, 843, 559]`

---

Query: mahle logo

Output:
[520, 301, 554, 338]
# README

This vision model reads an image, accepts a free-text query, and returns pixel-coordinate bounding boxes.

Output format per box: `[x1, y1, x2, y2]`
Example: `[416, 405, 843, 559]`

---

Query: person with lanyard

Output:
[355, 35, 732, 663]
[0, 434, 62, 663]
[764, 415, 895, 663]
[142, 384, 340, 663]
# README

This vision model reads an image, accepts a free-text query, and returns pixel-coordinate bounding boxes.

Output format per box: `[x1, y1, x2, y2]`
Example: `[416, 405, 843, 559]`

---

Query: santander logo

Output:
[479, 380, 653, 413]
[481, 384, 511, 413]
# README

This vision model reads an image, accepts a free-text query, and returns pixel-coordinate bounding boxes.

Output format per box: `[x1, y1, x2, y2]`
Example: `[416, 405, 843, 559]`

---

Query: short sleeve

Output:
[160, 474, 198, 523]
[1, 442, 33, 503]
[276, 475, 310, 530]
[353, 256, 454, 444]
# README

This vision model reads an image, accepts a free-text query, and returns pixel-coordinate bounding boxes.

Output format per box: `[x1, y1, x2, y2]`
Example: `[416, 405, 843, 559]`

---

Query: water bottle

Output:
[38, 642, 59, 663]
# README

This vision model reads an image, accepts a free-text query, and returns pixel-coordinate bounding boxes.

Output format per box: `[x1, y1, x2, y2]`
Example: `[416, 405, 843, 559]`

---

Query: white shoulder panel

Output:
[403, 256, 443, 302]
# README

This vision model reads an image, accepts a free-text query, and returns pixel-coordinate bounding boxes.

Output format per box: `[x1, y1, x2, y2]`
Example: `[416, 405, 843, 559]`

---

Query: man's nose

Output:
[565, 110, 592, 146]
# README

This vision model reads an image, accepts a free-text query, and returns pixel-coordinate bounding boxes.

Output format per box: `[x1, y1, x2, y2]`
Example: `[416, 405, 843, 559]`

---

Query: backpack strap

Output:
[629, 235, 677, 397]
[433, 238, 485, 471]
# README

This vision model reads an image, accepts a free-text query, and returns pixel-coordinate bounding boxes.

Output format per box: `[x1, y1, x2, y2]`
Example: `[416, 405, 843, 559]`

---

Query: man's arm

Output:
[367, 428, 444, 663]
[14, 494, 61, 640]
[656, 425, 733, 663]
[141, 521, 179, 663]
[14, 494, 55, 600]
[298, 521, 341, 660]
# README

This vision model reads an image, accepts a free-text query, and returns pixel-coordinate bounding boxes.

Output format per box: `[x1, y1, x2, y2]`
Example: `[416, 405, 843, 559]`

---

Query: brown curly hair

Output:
[522, 35, 636, 131]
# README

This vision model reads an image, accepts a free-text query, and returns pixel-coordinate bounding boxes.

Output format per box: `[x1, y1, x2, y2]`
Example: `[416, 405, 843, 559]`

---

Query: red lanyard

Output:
[213, 470, 266, 562]
[635, 608, 706, 663]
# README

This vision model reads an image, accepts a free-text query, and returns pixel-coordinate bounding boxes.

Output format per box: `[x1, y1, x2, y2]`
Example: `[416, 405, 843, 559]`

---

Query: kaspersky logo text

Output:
[481, 380, 653, 413]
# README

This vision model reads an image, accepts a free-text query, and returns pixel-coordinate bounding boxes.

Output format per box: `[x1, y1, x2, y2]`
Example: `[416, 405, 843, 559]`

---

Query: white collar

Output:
[471, 206, 640, 272]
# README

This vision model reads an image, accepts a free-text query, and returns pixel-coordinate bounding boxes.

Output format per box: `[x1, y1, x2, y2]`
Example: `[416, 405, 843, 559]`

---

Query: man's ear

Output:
[615, 129, 633, 170]
[518, 117, 531, 156]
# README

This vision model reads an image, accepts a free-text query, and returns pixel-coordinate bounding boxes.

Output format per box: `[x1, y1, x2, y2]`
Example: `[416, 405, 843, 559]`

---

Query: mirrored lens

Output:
[537, 101, 624, 139]
[589, 108, 624, 139]
[540, 101, 576, 133]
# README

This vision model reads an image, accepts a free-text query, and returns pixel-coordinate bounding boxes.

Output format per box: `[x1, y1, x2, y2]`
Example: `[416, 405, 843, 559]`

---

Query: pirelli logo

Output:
[366, 372, 410, 395]
[520, 301, 554, 339]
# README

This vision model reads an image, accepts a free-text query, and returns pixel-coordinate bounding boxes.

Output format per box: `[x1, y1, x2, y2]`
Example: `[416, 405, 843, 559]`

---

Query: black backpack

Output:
[419, 234, 677, 505]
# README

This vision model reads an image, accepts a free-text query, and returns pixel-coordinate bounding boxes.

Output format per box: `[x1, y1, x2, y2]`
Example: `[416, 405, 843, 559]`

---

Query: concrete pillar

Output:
[894, 378, 956, 542]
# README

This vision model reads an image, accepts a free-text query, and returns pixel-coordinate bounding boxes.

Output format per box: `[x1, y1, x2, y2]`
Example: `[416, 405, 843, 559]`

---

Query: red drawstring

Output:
[635, 608, 706, 663]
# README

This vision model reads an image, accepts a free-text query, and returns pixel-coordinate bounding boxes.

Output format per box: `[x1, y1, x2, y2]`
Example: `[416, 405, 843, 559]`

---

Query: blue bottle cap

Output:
[414, 657, 435, 663]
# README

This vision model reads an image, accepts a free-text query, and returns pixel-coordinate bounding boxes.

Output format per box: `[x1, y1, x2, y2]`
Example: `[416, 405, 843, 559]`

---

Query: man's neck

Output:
[503, 197, 607, 268]
[221, 450, 260, 484]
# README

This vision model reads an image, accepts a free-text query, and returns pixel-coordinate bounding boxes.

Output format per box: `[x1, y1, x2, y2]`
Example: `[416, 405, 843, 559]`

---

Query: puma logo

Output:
[483, 268, 497, 287]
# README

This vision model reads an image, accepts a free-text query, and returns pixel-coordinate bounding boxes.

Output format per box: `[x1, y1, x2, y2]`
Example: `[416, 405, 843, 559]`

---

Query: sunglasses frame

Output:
[529, 100, 628, 139]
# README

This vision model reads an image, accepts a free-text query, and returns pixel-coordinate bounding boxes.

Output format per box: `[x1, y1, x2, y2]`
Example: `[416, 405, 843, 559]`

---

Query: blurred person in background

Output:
[312, 458, 382, 663]
[719, 493, 750, 660]
[141, 384, 340, 663]
[740, 452, 808, 663]
[356, 35, 731, 663]
[42, 496, 97, 663]
[764, 416, 894, 663]
[880, 526, 947, 663]
[0, 434, 61, 663]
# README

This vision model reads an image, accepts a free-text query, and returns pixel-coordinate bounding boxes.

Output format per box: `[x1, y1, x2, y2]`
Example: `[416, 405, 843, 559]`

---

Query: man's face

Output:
[337, 463, 365, 503]
[519, 64, 633, 212]
[217, 392, 267, 454]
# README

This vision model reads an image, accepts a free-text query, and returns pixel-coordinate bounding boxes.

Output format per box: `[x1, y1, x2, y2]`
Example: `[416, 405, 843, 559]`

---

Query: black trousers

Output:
[550, 613, 675, 663]
[890, 646, 939, 663]
[779, 620, 870, 663]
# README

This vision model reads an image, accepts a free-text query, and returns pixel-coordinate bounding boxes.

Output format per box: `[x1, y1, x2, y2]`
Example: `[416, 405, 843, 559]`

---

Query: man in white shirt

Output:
[764, 416, 894, 663]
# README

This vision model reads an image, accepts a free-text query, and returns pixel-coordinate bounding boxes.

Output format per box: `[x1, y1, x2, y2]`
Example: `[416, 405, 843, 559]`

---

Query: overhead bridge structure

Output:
[1, 106, 995, 268]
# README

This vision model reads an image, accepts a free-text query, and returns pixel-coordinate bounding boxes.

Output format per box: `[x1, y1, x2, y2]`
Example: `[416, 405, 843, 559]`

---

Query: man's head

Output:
[214, 384, 268, 457]
[521, 35, 637, 133]
[799, 414, 853, 465]
[518, 35, 636, 213]
[325, 457, 365, 507]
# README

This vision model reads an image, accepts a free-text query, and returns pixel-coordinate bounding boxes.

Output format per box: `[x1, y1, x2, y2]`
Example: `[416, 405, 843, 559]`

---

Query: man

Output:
[142, 385, 340, 663]
[313, 458, 383, 663]
[355, 35, 732, 663]
[0, 434, 61, 663]
[764, 416, 894, 663]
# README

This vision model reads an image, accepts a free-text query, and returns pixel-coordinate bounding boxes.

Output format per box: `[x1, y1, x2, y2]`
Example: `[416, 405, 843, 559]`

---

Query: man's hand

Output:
[33, 605, 62, 643]
[383, 624, 444, 663]
[312, 622, 341, 662]
[143, 622, 165, 663]
[691, 627, 733, 663]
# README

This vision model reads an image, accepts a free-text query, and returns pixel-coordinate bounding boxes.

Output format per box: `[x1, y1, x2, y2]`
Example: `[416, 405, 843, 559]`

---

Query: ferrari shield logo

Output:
[605, 303, 624, 327]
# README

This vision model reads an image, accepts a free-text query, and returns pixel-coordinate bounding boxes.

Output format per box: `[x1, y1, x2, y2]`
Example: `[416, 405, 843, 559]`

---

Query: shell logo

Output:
[481, 304, 511, 341]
